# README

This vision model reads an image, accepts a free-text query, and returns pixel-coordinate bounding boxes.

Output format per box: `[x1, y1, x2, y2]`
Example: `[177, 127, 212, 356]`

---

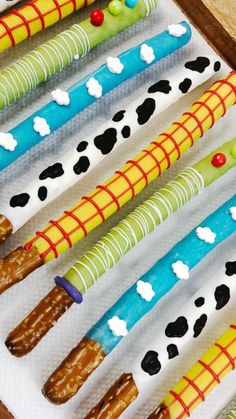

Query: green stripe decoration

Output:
[61, 138, 236, 296]
[0, 0, 157, 109]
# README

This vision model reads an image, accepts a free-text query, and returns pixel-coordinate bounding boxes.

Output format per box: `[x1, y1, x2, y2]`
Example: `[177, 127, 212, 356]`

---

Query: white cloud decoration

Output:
[0, 132, 17, 151]
[86, 77, 103, 99]
[33, 117, 51, 137]
[106, 57, 124, 74]
[167, 24, 187, 37]
[140, 44, 155, 64]
[172, 260, 190, 280]
[107, 316, 128, 337]
[230, 207, 236, 221]
[196, 226, 216, 244]
[136, 280, 155, 302]
[51, 89, 70, 106]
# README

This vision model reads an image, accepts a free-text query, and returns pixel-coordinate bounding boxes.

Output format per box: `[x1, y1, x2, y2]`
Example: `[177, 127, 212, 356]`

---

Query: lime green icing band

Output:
[63, 138, 236, 294]
[0, 0, 157, 109]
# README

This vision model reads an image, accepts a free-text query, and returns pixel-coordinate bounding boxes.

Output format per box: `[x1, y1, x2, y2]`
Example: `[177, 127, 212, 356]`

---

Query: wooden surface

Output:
[174, 0, 236, 70]
[203, 0, 236, 40]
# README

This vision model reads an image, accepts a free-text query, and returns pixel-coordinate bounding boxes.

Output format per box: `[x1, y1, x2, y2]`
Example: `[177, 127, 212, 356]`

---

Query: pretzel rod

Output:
[0, 0, 21, 13]
[0, 0, 95, 53]
[148, 322, 236, 419]
[0, 72, 235, 294]
[6, 140, 236, 357]
[84, 253, 236, 418]
[41, 196, 236, 404]
[0, 56, 219, 242]
[0, 22, 190, 171]
[0, 400, 14, 419]
[0, 0, 158, 112]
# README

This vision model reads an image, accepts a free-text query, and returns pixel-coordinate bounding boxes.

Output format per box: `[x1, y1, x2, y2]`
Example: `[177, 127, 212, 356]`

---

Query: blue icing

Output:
[0, 22, 191, 171]
[87, 195, 236, 354]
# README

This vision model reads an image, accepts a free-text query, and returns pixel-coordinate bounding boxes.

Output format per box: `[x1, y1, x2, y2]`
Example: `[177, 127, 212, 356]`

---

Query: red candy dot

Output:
[90, 9, 104, 26]
[211, 153, 227, 167]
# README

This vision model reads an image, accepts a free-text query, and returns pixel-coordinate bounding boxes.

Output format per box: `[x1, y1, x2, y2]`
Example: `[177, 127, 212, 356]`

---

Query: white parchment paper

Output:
[0, 0, 235, 418]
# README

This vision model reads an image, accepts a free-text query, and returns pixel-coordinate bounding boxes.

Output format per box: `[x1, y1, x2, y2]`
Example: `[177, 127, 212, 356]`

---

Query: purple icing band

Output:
[55, 276, 83, 304]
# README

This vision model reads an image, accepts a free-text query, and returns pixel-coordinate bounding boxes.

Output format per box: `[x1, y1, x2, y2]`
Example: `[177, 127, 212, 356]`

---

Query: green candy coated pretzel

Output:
[63, 138, 236, 294]
[0, 0, 157, 109]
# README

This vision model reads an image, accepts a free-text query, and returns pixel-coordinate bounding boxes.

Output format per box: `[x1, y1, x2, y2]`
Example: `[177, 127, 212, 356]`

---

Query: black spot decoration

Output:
[39, 162, 64, 180]
[194, 297, 205, 308]
[214, 284, 230, 310]
[225, 261, 236, 276]
[136, 98, 156, 125]
[165, 316, 189, 338]
[185, 57, 210, 73]
[77, 141, 88, 152]
[112, 110, 126, 122]
[141, 350, 161, 375]
[193, 314, 207, 338]
[10, 193, 30, 208]
[121, 126, 131, 138]
[214, 61, 221, 72]
[94, 128, 117, 155]
[179, 78, 192, 94]
[148, 80, 172, 94]
[73, 156, 90, 175]
[167, 344, 179, 359]
[38, 186, 47, 201]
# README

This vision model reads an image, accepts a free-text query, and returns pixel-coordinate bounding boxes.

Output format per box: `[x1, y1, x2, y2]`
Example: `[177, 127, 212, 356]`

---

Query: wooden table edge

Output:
[174, 0, 236, 70]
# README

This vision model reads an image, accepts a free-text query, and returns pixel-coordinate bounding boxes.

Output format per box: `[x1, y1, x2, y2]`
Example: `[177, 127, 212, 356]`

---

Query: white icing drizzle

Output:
[71, 168, 204, 287]
[0, 24, 91, 105]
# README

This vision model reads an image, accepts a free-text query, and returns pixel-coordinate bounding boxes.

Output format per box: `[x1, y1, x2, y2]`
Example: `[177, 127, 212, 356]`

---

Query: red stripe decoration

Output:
[183, 112, 204, 138]
[35, 230, 58, 258]
[194, 101, 215, 128]
[127, 159, 149, 187]
[160, 132, 181, 159]
[205, 89, 227, 116]
[64, 210, 88, 237]
[169, 390, 190, 417]
[52, 0, 62, 20]
[143, 148, 162, 176]
[173, 121, 195, 147]
[115, 170, 135, 199]
[151, 139, 172, 169]
[12, 10, 31, 38]
[26, 2, 45, 29]
[183, 375, 205, 401]
[215, 343, 235, 370]
[0, 18, 15, 46]
[198, 359, 220, 383]
[49, 219, 72, 248]
[82, 196, 106, 222]
[97, 185, 121, 211]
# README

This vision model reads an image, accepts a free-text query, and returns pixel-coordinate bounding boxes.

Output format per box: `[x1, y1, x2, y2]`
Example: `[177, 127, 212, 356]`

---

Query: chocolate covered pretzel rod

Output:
[0, 73, 235, 294]
[84, 252, 236, 418]
[0, 0, 95, 53]
[148, 322, 236, 419]
[0, 55, 219, 241]
[6, 139, 236, 358]
[0, 22, 189, 171]
[42, 196, 236, 405]
[0, 0, 158, 111]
